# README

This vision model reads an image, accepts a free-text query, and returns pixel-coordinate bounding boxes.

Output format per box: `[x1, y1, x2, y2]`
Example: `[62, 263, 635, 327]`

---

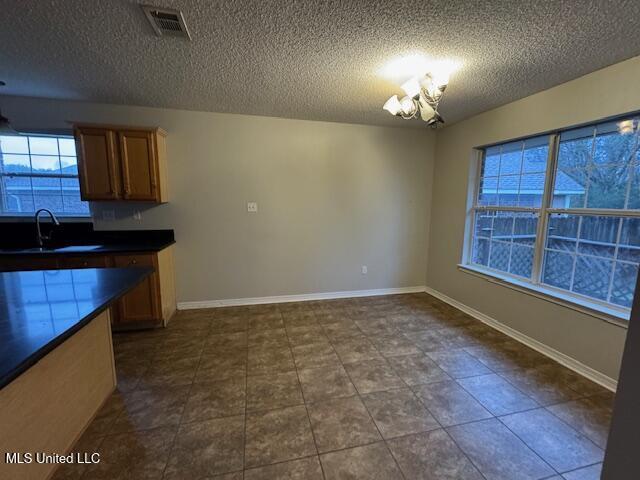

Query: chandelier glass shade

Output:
[383, 73, 448, 126]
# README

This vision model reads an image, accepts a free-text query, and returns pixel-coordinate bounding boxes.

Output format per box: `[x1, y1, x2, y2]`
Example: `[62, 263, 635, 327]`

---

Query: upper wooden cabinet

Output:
[76, 128, 120, 200]
[74, 124, 168, 203]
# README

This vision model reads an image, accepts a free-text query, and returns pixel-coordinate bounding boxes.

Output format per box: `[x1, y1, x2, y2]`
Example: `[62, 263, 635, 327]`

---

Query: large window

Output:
[466, 115, 640, 317]
[0, 134, 90, 217]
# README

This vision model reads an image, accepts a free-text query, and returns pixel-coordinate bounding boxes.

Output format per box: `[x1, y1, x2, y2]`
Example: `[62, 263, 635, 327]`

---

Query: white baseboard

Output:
[178, 285, 427, 310]
[424, 286, 618, 392]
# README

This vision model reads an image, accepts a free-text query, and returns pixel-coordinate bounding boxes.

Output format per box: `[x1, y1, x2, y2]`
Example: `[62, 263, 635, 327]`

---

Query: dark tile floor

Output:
[54, 293, 613, 480]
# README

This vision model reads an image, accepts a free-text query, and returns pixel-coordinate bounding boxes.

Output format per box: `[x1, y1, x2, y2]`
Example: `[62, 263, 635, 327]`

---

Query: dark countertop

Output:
[0, 267, 152, 389]
[0, 226, 175, 257]
[0, 239, 175, 257]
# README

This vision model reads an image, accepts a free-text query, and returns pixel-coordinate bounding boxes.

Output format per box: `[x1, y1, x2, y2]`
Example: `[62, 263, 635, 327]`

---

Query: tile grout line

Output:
[281, 307, 327, 480]
[158, 324, 208, 479]
[103, 296, 610, 480]
[242, 313, 250, 474]
[337, 338, 409, 480]
[493, 414, 564, 477]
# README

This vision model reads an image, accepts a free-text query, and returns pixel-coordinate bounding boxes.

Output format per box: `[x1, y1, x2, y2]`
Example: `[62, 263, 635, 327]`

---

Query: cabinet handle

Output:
[82, 261, 88, 266]
[130, 259, 137, 265]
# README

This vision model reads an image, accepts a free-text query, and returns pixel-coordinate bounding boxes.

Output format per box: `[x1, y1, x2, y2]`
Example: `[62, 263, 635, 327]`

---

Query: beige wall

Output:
[427, 56, 640, 380]
[0, 96, 435, 304]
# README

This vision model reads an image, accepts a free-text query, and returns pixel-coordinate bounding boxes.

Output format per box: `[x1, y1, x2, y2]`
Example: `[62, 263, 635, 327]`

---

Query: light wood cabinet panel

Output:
[112, 254, 160, 324]
[0, 310, 115, 480]
[118, 130, 158, 201]
[73, 124, 168, 203]
[75, 128, 120, 200]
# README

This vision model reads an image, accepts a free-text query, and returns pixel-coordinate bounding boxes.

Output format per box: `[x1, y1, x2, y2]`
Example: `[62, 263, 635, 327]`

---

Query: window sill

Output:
[457, 264, 629, 329]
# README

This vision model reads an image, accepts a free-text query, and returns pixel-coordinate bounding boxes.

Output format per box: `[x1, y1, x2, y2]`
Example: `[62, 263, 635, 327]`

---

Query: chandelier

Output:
[382, 72, 449, 126]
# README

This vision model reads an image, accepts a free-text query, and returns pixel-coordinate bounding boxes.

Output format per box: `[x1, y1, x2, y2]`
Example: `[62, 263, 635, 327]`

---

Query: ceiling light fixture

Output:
[383, 72, 449, 126]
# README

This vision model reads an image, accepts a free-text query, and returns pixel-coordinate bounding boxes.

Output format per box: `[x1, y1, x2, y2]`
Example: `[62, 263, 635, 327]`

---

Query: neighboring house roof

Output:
[482, 156, 585, 194]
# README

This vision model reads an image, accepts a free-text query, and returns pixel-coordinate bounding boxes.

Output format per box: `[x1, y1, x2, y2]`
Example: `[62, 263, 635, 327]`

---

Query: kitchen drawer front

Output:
[0, 257, 59, 272]
[57, 256, 112, 270]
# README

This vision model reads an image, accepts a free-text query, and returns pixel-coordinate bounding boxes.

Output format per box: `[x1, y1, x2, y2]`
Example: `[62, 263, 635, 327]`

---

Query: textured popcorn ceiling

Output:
[1, 0, 640, 128]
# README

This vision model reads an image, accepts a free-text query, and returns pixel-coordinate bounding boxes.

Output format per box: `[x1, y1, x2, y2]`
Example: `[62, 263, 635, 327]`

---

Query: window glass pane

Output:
[542, 250, 574, 290]
[479, 136, 549, 208]
[592, 120, 639, 166]
[60, 156, 78, 174]
[619, 218, 640, 263]
[547, 214, 579, 251]
[471, 211, 537, 278]
[629, 165, 640, 210]
[1, 153, 31, 173]
[58, 138, 77, 156]
[517, 173, 546, 207]
[472, 237, 490, 266]
[572, 255, 613, 301]
[0, 135, 89, 217]
[489, 241, 511, 271]
[63, 192, 90, 215]
[499, 142, 523, 175]
[542, 214, 639, 307]
[483, 147, 500, 175]
[553, 167, 586, 208]
[585, 164, 629, 209]
[28, 136, 59, 155]
[497, 175, 520, 206]
[522, 137, 549, 173]
[478, 176, 498, 206]
[513, 215, 537, 245]
[558, 126, 594, 171]
[0, 135, 29, 154]
[577, 216, 619, 258]
[33, 193, 64, 212]
[31, 155, 61, 173]
[510, 243, 534, 278]
[474, 211, 493, 239]
[3, 193, 35, 214]
[611, 263, 639, 308]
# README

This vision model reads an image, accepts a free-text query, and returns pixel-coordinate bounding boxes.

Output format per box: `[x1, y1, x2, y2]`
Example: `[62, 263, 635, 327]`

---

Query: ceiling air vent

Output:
[141, 5, 191, 40]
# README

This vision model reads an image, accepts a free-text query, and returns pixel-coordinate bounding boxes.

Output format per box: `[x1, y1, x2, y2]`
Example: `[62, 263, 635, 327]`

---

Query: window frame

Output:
[0, 133, 91, 219]
[462, 117, 640, 324]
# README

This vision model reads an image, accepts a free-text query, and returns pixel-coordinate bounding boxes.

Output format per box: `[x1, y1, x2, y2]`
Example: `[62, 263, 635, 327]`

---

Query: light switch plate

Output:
[247, 202, 258, 213]
[361, 265, 368, 275]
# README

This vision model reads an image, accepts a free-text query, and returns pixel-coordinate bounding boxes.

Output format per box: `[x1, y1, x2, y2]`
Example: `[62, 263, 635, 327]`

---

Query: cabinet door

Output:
[75, 128, 120, 200]
[113, 254, 160, 324]
[118, 130, 158, 201]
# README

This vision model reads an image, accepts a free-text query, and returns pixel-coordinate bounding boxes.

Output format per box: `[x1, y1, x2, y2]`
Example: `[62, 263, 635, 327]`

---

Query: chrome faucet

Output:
[35, 208, 60, 249]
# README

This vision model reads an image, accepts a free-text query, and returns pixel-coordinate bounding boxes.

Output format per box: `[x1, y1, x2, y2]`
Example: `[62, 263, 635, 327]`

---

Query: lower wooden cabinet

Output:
[0, 246, 176, 329]
[112, 254, 159, 325]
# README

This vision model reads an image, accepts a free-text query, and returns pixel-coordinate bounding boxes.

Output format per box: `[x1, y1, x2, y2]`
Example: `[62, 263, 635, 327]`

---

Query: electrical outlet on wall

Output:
[133, 210, 142, 221]
[247, 202, 258, 213]
[361, 265, 368, 275]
